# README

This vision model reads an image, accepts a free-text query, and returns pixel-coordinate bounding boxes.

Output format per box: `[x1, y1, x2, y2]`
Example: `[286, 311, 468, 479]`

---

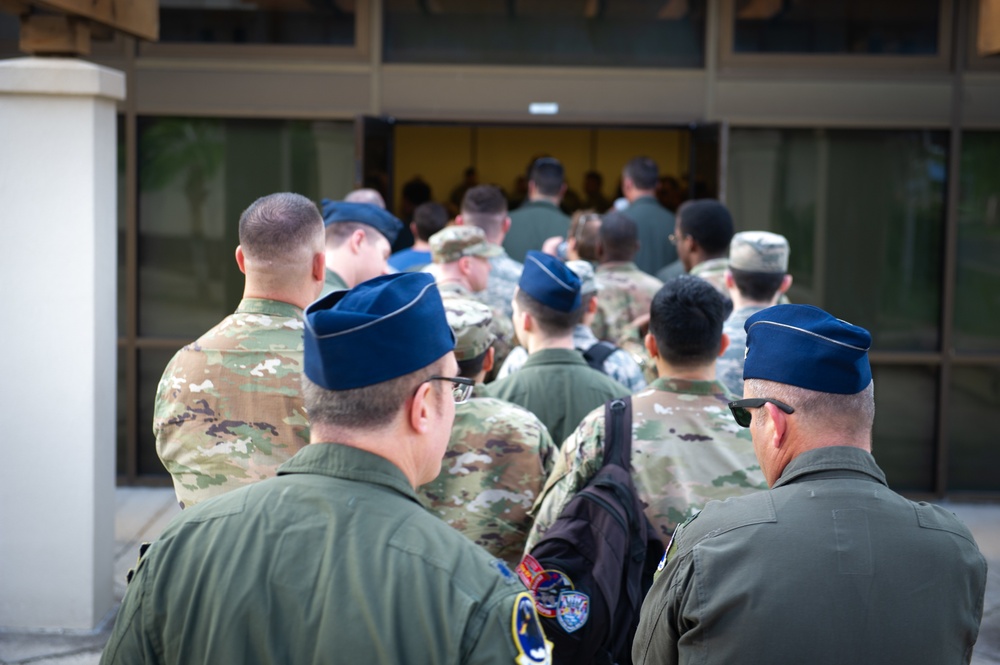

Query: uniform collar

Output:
[522, 347, 590, 368]
[277, 443, 420, 504]
[649, 376, 728, 396]
[324, 268, 349, 290]
[690, 258, 729, 275]
[521, 199, 561, 212]
[772, 446, 887, 490]
[596, 261, 639, 273]
[234, 298, 304, 319]
[629, 195, 659, 207]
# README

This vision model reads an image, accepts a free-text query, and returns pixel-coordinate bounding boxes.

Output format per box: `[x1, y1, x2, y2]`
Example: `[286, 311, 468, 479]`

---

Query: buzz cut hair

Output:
[623, 156, 659, 191]
[529, 157, 565, 197]
[238, 192, 324, 261]
[461, 185, 508, 236]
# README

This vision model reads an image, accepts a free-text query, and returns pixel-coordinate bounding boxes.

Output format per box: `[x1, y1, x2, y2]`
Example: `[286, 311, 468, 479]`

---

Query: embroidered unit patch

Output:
[512, 592, 553, 665]
[555, 590, 590, 633]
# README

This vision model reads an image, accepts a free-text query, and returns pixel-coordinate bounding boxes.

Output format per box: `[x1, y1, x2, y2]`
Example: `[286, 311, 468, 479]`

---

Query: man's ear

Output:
[454, 215, 465, 226]
[587, 295, 599, 315]
[521, 309, 535, 334]
[779, 274, 793, 293]
[763, 401, 788, 449]
[457, 255, 472, 277]
[312, 251, 326, 282]
[350, 229, 367, 254]
[235, 246, 247, 275]
[718, 332, 730, 357]
[502, 217, 511, 234]
[482, 346, 496, 374]
[724, 270, 735, 289]
[644, 332, 659, 359]
[409, 380, 434, 435]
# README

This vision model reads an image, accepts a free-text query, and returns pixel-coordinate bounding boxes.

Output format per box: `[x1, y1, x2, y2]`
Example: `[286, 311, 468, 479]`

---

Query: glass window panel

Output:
[871, 365, 937, 492]
[118, 116, 127, 338]
[137, 117, 353, 338]
[159, 0, 355, 45]
[384, 0, 705, 67]
[138, 349, 177, 477]
[947, 366, 1000, 491]
[733, 0, 941, 55]
[954, 131, 1000, 352]
[727, 128, 947, 352]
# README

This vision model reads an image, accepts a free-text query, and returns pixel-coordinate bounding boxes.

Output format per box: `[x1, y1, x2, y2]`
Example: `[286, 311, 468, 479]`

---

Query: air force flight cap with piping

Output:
[519, 250, 582, 313]
[743, 304, 872, 394]
[304, 272, 455, 390]
[320, 199, 404, 247]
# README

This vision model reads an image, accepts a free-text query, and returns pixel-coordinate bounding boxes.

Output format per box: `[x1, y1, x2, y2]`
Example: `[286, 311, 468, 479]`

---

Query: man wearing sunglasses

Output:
[634, 304, 987, 665]
[103, 272, 553, 665]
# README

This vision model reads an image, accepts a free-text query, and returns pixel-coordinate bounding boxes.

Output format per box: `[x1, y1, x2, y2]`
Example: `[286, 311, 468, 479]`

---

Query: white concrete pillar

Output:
[0, 57, 125, 630]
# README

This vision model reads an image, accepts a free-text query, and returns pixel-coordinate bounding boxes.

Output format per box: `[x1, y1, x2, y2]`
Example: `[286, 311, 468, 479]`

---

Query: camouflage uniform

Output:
[525, 377, 767, 550]
[478, 249, 523, 320]
[439, 282, 515, 375]
[689, 258, 729, 298]
[418, 397, 556, 567]
[419, 297, 556, 567]
[718, 305, 767, 398]
[497, 325, 647, 393]
[154, 298, 310, 509]
[591, 261, 663, 345]
[319, 268, 348, 297]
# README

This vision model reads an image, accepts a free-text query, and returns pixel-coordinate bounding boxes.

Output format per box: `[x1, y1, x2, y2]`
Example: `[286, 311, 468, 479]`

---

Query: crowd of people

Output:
[107, 155, 988, 665]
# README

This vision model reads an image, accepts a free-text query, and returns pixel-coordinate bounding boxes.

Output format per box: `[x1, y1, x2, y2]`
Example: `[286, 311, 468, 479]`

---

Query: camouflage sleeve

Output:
[523, 407, 606, 553]
[496, 346, 528, 381]
[151, 353, 181, 439]
[603, 348, 647, 393]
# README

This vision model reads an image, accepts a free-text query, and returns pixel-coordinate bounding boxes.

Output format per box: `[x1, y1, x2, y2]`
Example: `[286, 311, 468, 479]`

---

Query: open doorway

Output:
[356, 118, 722, 231]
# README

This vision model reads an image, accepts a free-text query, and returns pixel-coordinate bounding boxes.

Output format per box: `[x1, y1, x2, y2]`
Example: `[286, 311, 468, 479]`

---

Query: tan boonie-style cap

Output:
[728, 231, 789, 273]
[566, 260, 598, 295]
[430, 226, 503, 264]
[442, 297, 496, 361]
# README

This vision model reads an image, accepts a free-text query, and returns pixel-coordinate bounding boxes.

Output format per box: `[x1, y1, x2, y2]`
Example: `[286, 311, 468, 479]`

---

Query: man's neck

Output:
[526, 334, 575, 354]
[411, 240, 431, 251]
[530, 194, 560, 206]
[653, 359, 717, 382]
[729, 291, 775, 311]
[627, 189, 655, 203]
[242, 284, 311, 310]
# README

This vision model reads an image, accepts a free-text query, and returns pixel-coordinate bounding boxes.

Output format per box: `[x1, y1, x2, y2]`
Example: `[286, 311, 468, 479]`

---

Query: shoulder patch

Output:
[556, 590, 590, 633]
[512, 592, 553, 665]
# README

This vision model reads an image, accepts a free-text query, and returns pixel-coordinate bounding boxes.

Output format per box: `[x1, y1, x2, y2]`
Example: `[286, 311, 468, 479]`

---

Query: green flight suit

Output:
[503, 200, 570, 263]
[485, 348, 630, 446]
[102, 444, 553, 665]
[633, 446, 988, 665]
[624, 195, 676, 276]
[320, 267, 349, 297]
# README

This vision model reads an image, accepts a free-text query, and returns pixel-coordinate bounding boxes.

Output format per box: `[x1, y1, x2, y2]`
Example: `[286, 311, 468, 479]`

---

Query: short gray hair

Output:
[744, 378, 875, 440]
[302, 359, 445, 430]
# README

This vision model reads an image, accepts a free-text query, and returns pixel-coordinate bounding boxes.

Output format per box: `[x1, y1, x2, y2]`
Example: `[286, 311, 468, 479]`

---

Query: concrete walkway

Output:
[0, 490, 997, 664]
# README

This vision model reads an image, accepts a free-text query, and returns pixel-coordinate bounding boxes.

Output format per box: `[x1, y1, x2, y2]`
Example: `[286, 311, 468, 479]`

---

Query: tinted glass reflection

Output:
[948, 366, 1000, 491]
[727, 128, 946, 352]
[871, 365, 937, 492]
[384, 0, 705, 67]
[955, 131, 1000, 352]
[137, 117, 354, 338]
[733, 0, 940, 55]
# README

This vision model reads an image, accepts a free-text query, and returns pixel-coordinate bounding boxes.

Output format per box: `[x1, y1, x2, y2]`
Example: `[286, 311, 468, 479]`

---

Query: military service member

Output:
[154, 192, 325, 509]
[427, 225, 516, 379]
[634, 304, 987, 665]
[621, 156, 676, 275]
[504, 157, 572, 263]
[717, 231, 793, 397]
[455, 184, 523, 320]
[669, 199, 734, 298]
[526, 275, 767, 550]
[103, 272, 554, 665]
[498, 260, 647, 392]
[486, 251, 630, 446]
[319, 199, 403, 296]
[418, 298, 555, 567]
[590, 210, 664, 347]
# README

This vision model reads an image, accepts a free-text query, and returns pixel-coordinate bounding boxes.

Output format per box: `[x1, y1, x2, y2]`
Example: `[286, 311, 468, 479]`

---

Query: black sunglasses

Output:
[728, 398, 795, 428]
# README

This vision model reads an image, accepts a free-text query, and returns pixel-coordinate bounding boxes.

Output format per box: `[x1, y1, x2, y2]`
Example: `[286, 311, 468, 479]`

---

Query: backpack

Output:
[518, 397, 664, 665]
[581, 340, 617, 373]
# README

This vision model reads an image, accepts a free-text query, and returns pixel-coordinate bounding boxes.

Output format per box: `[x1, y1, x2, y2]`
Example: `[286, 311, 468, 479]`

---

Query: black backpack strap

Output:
[583, 341, 618, 371]
[603, 396, 633, 471]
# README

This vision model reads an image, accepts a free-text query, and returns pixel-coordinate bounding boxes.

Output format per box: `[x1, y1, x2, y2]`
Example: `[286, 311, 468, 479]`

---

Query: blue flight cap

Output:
[320, 199, 404, 247]
[304, 272, 455, 390]
[744, 304, 872, 394]
[518, 251, 582, 313]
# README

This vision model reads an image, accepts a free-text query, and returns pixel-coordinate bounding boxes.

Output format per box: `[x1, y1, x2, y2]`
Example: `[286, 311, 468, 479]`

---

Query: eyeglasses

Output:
[426, 376, 476, 404]
[728, 398, 795, 427]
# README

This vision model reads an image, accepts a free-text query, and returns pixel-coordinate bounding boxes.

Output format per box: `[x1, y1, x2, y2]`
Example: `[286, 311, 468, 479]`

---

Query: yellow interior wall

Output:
[393, 124, 689, 215]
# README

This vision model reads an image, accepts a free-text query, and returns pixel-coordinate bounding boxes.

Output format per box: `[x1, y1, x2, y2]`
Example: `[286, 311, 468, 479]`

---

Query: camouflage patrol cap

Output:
[728, 231, 789, 273]
[430, 226, 503, 264]
[443, 298, 496, 361]
[566, 260, 597, 296]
